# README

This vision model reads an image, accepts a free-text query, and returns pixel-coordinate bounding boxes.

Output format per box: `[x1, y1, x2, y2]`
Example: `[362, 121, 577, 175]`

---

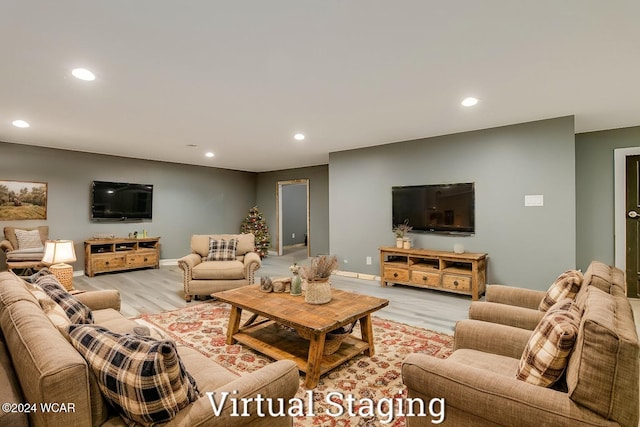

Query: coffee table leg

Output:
[359, 314, 375, 356]
[305, 332, 326, 389]
[226, 306, 242, 345]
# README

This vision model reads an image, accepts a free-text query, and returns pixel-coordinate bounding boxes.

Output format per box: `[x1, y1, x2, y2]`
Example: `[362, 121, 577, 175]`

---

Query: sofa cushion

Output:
[538, 270, 583, 312]
[191, 233, 255, 257]
[25, 282, 72, 332]
[68, 325, 199, 426]
[581, 260, 625, 294]
[517, 298, 581, 387]
[192, 260, 245, 280]
[36, 275, 94, 324]
[206, 237, 237, 261]
[13, 228, 44, 250]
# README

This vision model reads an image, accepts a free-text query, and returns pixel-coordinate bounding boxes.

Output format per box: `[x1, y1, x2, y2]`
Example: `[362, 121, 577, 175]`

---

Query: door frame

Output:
[276, 179, 310, 257]
[613, 147, 640, 271]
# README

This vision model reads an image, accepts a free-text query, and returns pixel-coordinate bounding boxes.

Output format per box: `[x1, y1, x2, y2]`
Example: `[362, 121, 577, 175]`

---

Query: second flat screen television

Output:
[392, 183, 475, 235]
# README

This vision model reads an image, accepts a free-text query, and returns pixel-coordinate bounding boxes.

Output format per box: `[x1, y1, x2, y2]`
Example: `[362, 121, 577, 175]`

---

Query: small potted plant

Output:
[393, 219, 413, 248]
[300, 255, 338, 304]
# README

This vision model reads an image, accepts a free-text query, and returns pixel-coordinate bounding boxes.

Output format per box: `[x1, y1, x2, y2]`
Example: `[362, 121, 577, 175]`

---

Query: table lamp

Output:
[42, 240, 76, 291]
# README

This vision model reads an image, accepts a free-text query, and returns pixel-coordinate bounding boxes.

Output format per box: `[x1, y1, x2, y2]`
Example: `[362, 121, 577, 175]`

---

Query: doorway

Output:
[276, 179, 310, 257]
[614, 147, 640, 296]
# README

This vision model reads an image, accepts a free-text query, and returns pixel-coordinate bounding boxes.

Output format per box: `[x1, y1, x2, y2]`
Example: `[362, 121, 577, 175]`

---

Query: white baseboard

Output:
[333, 270, 379, 282]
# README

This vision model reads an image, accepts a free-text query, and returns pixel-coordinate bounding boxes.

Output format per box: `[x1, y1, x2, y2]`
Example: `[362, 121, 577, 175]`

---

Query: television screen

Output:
[91, 181, 153, 221]
[392, 183, 475, 235]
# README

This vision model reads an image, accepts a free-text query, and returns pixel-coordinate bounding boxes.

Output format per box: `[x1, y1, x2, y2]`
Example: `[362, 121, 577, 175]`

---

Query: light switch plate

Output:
[525, 195, 544, 206]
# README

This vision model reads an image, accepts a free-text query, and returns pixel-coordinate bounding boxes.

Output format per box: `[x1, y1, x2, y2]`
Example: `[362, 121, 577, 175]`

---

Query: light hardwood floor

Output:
[72, 246, 640, 336]
[73, 247, 470, 334]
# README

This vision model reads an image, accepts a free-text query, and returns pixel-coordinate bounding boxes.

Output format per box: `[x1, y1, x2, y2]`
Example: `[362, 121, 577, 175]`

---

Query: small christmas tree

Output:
[240, 206, 271, 258]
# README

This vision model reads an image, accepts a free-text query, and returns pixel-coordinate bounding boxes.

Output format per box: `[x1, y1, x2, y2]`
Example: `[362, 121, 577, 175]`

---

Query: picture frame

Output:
[0, 180, 48, 220]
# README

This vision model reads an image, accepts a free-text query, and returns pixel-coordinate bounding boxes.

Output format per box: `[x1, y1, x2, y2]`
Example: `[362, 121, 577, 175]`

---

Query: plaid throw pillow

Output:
[25, 281, 72, 334]
[517, 299, 581, 387]
[35, 275, 94, 324]
[206, 238, 238, 261]
[68, 325, 199, 426]
[538, 270, 583, 312]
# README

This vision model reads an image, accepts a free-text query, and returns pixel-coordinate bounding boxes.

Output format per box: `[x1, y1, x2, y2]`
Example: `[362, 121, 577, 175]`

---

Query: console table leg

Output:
[359, 314, 375, 357]
[305, 333, 326, 389]
[226, 306, 242, 345]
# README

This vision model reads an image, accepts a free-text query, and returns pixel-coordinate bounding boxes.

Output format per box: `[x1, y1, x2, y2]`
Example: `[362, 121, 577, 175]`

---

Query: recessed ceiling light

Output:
[294, 133, 305, 141]
[72, 68, 96, 81]
[461, 97, 479, 107]
[12, 120, 30, 128]
[205, 152, 215, 158]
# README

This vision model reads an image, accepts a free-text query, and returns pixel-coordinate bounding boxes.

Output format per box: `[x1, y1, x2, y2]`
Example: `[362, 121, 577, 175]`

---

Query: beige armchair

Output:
[177, 233, 261, 302]
[1, 226, 48, 274]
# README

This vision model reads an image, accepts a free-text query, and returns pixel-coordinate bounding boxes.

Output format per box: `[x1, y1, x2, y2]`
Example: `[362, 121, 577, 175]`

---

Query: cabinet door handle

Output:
[453, 280, 459, 286]
[105, 261, 109, 265]
[393, 272, 398, 278]
[422, 275, 428, 281]
[144, 257, 148, 262]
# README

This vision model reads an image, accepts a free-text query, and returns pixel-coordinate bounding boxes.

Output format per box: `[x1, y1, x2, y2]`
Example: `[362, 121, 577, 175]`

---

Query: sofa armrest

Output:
[402, 354, 612, 426]
[178, 253, 203, 271]
[74, 289, 121, 311]
[469, 301, 544, 330]
[167, 360, 299, 427]
[243, 251, 262, 284]
[0, 239, 15, 254]
[485, 284, 546, 310]
[454, 319, 532, 359]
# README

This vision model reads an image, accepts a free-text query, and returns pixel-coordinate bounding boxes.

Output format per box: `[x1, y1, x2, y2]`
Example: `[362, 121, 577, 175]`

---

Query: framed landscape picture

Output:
[0, 180, 48, 220]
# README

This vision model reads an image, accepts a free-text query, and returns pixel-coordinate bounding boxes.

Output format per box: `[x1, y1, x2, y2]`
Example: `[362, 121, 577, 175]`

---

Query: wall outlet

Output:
[366, 256, 372, 265]
[292, 233, 295, 238]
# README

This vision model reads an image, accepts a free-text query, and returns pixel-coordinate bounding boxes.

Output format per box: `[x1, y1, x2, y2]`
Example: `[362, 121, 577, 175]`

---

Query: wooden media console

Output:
[379, 246, 487, 300]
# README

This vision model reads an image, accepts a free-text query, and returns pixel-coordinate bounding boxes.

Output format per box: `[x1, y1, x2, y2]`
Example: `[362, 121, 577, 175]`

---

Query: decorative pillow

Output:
[516, 298, 581, 387]
[68, 325, 199, 426]
[25, 281, 72, 333]
[35, 275, 94, 324]
[206, 238, 238, 261]
[14, 228, 43, 250]
[538, 270, 583, 312]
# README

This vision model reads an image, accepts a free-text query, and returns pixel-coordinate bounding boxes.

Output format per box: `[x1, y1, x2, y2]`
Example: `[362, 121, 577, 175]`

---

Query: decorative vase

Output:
[305, 278, 331, 304]
[290, 273, 302, 296]
[403, 238, 411, 249]
[396, 238, 403, 248]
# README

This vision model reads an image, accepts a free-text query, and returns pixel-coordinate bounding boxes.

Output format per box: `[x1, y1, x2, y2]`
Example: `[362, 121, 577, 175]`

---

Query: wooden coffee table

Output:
[215, 284, 389, 388]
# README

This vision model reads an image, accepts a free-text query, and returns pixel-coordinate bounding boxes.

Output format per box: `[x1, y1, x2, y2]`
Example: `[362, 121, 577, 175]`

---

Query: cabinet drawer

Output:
[126, 253, 158, 268]
[410, 270, 440, 286]
[93, 255, 125, 270]
[442, 274, 471, 292]
[383, 267, 409, 282]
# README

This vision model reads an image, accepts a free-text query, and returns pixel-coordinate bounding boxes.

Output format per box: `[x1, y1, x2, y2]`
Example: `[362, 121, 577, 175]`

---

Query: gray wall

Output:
[0, 141, 256, 270]
[329, 116, 577, 290]
[256, 165, 329, 256]
[282, 183, 307, 246]
[575, 125, 640, 269]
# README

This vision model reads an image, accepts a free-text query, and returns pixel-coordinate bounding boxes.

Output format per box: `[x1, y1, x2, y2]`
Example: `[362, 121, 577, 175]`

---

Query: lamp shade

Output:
[42, 240, 77, 265]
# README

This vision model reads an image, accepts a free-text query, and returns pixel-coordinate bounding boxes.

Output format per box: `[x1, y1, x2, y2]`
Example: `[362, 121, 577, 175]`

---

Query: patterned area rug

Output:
[135, 301, 453, 426]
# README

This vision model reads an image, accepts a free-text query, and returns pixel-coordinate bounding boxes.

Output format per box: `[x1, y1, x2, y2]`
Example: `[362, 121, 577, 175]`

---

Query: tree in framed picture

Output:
[0, 180, 47, 220]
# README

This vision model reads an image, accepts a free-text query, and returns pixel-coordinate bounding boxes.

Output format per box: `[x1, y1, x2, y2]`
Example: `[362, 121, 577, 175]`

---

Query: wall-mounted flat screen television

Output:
[91, 181, 153, 221]
[392, 182, 475, 235]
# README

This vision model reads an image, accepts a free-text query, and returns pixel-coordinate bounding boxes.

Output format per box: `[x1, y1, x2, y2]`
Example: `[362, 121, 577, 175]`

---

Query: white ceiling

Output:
[2, 1, 639, 172]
